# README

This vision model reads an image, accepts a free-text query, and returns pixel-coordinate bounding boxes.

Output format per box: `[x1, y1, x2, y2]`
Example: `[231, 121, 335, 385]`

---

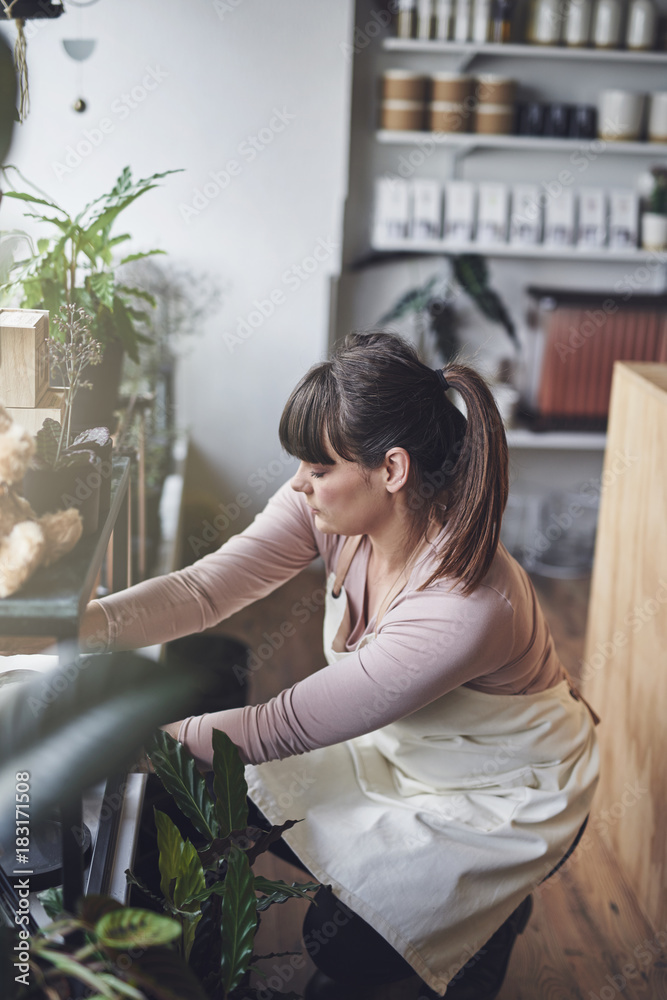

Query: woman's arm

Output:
[177, 585, 516, 768]
[81, 480, 320, 651]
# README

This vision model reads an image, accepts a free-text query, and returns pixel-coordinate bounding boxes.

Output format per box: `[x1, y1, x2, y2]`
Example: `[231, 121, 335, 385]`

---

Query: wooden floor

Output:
[212, 568, 667, 999]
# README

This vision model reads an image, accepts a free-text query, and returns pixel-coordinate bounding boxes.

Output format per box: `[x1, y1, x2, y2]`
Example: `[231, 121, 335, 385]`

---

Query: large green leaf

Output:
[146, 730, 217, 842]
[220, 847, 258, 995]
[154, 809, 205, 958]
[0, 649, 204, 845]
[35, 948, 117, 997]
[212, 729, 249, 839]
[95, 907, 181, 949]
[111, 293, 142, 363]
[2, 189, 66, 214]
[90, 270, 115, 310]
[120, 249, 167, 266]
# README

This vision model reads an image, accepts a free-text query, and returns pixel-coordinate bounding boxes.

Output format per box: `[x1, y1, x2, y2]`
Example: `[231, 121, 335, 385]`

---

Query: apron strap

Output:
[563, 668, 601, 726]
[332, 534, 365, 598]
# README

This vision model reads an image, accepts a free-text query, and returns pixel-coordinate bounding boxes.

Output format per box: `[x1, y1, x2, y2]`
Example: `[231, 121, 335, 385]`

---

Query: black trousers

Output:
[247, 798, 416, 986]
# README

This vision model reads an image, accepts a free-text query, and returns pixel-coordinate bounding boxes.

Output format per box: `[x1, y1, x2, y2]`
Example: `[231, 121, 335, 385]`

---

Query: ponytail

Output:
[419, 364, 508, 596]
[280, 331, 509, 596]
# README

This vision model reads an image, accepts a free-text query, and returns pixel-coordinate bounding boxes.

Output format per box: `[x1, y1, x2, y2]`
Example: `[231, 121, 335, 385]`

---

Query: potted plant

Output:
[21, 305, 110, 534]
[0, 164, 180, 431]
[640, 166, 667, 250]
[0, 655, 318, 1000]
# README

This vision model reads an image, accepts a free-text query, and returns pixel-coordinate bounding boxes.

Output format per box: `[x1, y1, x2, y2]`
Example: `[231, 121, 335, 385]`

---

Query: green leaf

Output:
[120, 249, 167, 266]
[212, 729, 249, 839]
[37, 238, 50, 254]
[37, 885, 64, 920]
[220, 847, 258, 995]
[154, 809, 205, 958]
[111, 293, 141, 363]
[35, 948, 117, 997]
[95, 907, 182, 949]
[146, 730, 217, 842]
[94, 974, 147, 1000]
[253, 877, 320, 912]
[2, 189, 66, 213]
[115, 284, 157, 307]
[34, 418, 63, 467]
[90, 271, 115, 310]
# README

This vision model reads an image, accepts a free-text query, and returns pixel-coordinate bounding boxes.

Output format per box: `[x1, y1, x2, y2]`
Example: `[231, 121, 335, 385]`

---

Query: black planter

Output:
[68, 340, 125, 436]
[22, 458, 102, 535]
[6, 1, 64, 18]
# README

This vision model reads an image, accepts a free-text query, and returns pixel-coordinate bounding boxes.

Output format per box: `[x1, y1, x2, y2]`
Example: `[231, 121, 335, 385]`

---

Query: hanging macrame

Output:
[1, 0, 64, 123]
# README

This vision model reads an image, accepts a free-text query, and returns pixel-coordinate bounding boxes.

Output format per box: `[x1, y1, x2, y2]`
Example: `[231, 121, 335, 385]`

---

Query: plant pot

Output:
[65, 340, 125, 436]
[641, 212, 667, 250]
[22, 458, 102, 535]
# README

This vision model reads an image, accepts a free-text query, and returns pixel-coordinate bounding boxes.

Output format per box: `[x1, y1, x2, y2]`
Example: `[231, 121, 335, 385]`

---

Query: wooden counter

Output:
[582, 362, 667, 932]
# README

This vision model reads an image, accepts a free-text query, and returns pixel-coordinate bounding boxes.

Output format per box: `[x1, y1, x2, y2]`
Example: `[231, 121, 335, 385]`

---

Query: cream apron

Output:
[245, 537, 600, 995]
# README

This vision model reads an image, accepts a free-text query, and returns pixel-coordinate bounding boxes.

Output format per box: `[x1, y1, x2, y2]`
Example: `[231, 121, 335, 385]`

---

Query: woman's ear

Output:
[384, 448, 411, 493]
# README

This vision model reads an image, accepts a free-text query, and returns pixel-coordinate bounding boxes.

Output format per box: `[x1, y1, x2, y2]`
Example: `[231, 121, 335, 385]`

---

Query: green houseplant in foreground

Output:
[0, 656, 318, 1000]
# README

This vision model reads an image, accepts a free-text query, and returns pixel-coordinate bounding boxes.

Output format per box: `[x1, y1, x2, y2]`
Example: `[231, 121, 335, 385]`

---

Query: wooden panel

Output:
[0, 308, 50, 407]
[7, 389, 66, 435]
[582, 361, 667, 933]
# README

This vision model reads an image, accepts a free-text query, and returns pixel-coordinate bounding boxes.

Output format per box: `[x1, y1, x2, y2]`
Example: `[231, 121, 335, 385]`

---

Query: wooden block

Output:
[0, 308, 50, 407]
[6, 390, 66, 436]
[582, 361, 667, 934]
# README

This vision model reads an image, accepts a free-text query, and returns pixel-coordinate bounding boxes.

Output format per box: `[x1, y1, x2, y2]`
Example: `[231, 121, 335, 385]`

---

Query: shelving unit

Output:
[332, 0, 667, 501]
[376, 129, 667, 156]
[383, 36, 667, 70]
[369, 237, 663, 262]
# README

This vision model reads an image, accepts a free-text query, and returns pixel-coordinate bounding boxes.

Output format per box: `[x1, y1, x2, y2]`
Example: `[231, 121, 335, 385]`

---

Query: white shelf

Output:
[505, 427, 607, 450]
[377, 130, 667, 155]
[371, 238, 664, 264]
[383, 38, 667, 65]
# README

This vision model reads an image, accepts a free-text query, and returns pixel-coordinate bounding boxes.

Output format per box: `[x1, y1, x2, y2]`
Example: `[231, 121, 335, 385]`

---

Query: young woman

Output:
[82, 331, 599, 999]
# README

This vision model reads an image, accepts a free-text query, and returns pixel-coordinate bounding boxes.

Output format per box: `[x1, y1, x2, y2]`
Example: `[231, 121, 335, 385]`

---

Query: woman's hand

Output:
[79, 601, 110, 654]
[161, 719, 183, 740]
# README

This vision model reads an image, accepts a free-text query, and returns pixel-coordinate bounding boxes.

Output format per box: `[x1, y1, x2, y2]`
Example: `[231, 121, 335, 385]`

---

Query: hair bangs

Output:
[279, 364, 344, 465]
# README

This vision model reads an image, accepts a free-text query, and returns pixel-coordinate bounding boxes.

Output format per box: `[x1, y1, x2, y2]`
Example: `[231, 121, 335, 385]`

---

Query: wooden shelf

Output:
[370, 238, 663, 264]
[505, 427, 607, 450]
[383, 37, 667, 67]
[376, 129, 667, 155]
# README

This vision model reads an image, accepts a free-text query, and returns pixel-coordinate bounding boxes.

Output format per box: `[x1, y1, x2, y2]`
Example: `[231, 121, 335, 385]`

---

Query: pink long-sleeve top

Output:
[95, 479, 565, 768]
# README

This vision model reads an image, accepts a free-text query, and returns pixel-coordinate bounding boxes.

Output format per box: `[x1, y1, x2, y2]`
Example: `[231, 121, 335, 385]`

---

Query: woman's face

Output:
[290, 455, 392, 537]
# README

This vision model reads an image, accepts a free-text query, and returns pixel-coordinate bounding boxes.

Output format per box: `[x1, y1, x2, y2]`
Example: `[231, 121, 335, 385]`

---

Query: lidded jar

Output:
[626, 0, 657, 50]
[564, 0, 593, 46]
[592, 0, 622, 48]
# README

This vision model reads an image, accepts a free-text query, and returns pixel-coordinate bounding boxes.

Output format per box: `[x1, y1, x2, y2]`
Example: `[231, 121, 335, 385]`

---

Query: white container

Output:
[373, 177, 412, 244]
[417, 0, 434, 39]
[476, 182, 509, 244]
[531, 0, 563, 44]
[543, 189, 576, 246]
[648, 92, 667, 142]
[434, 0, 454, 38]
[443, 180, 476, 242]
[641, 212, 667, 250]
[472, 0, 492, 41]
[411, 179, 443, 240]
[608, 189, 638, 248]
[626, 0, 657, 50]
[598, 90, 646, 141]
[565, 0, 593, 45]
[453, 0, 473, 40]
[397, 0, 417, 38]
[592, 0, 622, 47]
[510, 184, 542, 245]
[577, 188, 607, 247]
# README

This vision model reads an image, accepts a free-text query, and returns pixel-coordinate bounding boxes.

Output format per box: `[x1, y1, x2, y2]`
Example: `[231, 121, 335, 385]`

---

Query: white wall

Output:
[0, 0, 353, 518]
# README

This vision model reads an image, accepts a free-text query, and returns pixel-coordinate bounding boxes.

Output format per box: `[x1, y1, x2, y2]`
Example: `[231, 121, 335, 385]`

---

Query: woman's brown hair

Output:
[279, 331, 508, 595]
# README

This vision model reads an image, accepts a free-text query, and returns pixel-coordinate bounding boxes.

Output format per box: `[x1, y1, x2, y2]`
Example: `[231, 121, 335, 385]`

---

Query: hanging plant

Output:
[1, 0, 64, 122]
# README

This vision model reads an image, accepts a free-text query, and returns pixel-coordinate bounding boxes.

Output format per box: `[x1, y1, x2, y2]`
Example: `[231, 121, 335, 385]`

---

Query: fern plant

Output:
[0, 165, 181, 363]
